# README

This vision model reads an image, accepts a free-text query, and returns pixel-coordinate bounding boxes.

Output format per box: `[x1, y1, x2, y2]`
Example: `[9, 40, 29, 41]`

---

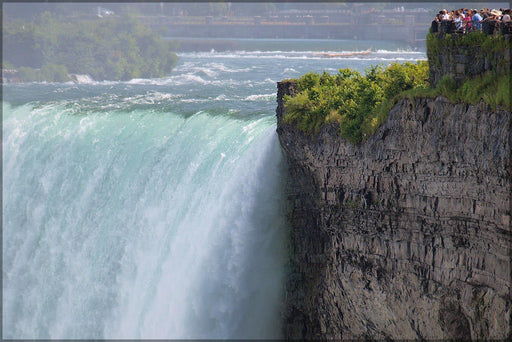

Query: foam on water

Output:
[178, 49, 426, 61]
[244, 94, 276, 101]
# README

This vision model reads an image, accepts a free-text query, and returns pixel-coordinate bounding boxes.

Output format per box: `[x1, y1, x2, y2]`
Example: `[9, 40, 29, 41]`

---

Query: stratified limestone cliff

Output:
[276, 81, 512, 339]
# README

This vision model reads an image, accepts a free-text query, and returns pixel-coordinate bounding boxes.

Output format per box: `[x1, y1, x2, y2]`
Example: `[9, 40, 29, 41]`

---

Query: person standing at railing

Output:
[453, 10, 464, 31]
[490, 9, 502, 20]
[481, 8, 491, 20]
[431, 13, 441, 33]
[472, 9, 483, 30]
[441, 9, 450, 20]
[481, 9, 501, 34]
[463, 10, 472, 32]
[502, 9, 511, 23]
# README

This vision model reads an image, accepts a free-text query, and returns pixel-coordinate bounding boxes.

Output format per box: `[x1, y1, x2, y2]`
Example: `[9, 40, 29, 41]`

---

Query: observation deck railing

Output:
[431, 19, 512, 35]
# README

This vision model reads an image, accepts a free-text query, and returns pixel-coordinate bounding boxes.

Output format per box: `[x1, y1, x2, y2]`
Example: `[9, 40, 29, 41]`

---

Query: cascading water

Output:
[3, 42, 426, 339]
[3, 100, 288, 339]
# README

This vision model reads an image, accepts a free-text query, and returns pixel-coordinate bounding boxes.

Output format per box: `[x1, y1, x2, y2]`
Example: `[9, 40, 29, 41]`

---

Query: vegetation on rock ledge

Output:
[283, 61, 429, 143]
[402, 72, 511, 111]
[284, 31, 511, 143]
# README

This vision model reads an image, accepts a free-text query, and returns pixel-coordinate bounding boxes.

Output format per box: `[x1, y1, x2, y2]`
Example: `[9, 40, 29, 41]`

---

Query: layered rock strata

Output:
[276, 81, 512, 339]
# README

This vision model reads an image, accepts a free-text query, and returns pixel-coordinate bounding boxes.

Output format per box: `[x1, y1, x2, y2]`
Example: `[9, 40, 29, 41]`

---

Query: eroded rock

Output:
[277, 81, 512, 339]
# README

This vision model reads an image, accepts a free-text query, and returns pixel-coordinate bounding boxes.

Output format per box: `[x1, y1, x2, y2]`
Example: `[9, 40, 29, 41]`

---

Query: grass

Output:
[396, 72, 511, 111]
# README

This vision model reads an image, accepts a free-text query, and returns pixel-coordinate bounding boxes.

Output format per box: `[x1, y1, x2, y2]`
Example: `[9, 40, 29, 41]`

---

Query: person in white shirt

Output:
[502, 9, 511, 23]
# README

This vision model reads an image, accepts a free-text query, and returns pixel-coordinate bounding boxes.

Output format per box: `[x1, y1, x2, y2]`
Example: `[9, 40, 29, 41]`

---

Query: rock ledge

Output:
[277, 80, 512, 339]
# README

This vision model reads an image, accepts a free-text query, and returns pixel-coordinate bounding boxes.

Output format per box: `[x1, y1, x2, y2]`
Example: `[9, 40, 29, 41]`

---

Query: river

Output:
[3, 39, 425, 339]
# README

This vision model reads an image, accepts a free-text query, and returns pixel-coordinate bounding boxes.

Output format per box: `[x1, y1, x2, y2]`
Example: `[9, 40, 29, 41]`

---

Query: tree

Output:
[3, 12, 179, 81]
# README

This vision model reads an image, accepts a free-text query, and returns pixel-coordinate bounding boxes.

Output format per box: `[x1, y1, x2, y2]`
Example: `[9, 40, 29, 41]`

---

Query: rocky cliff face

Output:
[276, 81, 512, 339]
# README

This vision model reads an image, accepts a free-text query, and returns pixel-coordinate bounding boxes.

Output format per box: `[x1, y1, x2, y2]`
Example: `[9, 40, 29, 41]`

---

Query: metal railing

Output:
[431, 19, 512, 35]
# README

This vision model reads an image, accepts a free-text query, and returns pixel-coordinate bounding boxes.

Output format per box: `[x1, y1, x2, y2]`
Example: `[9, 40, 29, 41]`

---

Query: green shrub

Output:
[18, 67, 42, 82]
[283, 41, 510, 144]
[283, 61, 429, 143]
[40, 63, 71, 82]
[16, 64, 71, 82]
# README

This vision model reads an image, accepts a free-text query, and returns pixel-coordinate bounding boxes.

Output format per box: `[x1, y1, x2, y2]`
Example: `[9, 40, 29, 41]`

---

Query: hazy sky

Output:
[4, 2, 510, 20]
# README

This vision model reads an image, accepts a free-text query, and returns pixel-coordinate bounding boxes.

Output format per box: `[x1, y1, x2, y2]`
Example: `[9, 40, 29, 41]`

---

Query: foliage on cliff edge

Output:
[411, 72, 511, 111]
[283, 61, 429, 143]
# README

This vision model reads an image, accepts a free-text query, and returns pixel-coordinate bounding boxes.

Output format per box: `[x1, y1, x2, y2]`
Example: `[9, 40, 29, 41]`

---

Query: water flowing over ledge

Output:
[3, 101, 288, 339]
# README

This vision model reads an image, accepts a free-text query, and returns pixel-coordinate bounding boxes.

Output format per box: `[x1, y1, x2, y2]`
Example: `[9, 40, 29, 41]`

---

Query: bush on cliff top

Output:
[283, 61, 429, 143]
[284, 55, 510, 143]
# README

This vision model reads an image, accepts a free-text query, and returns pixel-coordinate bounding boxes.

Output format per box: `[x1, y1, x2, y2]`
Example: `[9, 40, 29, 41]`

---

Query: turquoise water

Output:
[3, 42, 425, 339]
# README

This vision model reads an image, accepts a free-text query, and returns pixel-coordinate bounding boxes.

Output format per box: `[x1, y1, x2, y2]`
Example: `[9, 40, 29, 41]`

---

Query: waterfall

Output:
[3, 101, 288, 339]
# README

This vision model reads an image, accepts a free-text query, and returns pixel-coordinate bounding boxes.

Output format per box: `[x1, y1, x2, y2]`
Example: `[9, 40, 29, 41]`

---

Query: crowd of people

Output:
[431, 7, 512, 34]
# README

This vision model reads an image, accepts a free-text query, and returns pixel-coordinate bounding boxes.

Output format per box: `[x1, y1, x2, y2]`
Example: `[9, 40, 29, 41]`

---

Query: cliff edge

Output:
[276, 81, 512, 339]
